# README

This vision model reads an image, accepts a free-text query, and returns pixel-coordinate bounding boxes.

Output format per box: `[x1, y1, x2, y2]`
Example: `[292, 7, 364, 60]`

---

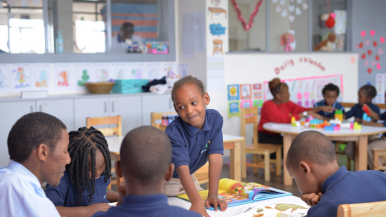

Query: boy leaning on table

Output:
[286, 131, 386, 217]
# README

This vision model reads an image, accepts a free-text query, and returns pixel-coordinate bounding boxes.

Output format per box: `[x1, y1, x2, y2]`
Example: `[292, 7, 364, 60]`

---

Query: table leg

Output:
[283, 134, 292, 186]
[241, 141, 247, 179]
[230, 141, 241, 181]
[357, 135, 368, 171]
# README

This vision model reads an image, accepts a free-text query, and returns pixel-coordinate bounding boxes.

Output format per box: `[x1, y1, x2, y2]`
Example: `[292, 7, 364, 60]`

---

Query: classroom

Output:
[0, 0, 386, 217]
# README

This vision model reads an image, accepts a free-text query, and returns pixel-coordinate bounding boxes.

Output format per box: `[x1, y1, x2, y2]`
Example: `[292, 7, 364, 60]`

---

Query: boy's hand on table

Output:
[205, 196, 228, 212]
[300, 192, 322, 206]
[308, 111, 323, 120]
[320, 106, 336, 113]
[86, 203, 111, 216]
[190, 202, 210, 217]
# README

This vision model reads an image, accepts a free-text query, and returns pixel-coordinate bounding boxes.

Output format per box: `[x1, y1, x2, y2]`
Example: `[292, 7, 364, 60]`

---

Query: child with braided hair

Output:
[45, 127, 119, 217]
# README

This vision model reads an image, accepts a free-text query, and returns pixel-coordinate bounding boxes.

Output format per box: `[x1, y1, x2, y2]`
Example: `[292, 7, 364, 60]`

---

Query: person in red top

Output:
[258, 78, 326, 145]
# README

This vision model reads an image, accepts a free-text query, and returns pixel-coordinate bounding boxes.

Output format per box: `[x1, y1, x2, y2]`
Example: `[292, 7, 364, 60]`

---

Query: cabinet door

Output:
[37, 99, 75, 132]
[109, 96, 142, 135]
[74, 98, 109, 130]
[0, 101, 36, 167]
[142, 94, 174, 125]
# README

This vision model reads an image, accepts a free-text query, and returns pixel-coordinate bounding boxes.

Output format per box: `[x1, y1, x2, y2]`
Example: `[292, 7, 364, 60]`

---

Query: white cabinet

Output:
[142, 94, 174, 125]
[74, 98, 109, 130]
[109, 96, 142, 135]
[36, 99, 75, 131]
[0, 101, 36, 167]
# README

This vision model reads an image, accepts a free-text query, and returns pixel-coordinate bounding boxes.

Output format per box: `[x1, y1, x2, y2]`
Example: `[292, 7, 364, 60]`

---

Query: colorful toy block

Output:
[363, 113, 371, 122]
[325, 126, 334, 131]
[353, 122, 362, 130]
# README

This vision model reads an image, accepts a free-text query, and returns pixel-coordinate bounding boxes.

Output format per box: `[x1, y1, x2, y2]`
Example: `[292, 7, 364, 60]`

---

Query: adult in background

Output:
[111, 22, 144, 53]
[0, 112, 71, 217]
[258, 78, 325, 145]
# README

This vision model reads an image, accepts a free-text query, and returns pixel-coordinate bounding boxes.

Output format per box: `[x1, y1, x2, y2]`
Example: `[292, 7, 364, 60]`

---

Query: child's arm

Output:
[311, 106, 336, 114]
[300, 192, 323, 207]
[362, 120, 385, 127]
[205, 154, 228, 212]
[177, 165, 209, 217]
[363, 105, 381, 120]
[106, 189, 119, 203]
[56, 204, 110, 217]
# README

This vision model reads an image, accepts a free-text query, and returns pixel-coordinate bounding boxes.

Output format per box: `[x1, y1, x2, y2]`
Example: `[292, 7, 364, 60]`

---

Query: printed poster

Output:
[53, 63, 73, 92]
[110, 62, 131, 80]
[253, 100, 263, 108]
[145, 62, 162, 80]
[0, 64, 10, 93]
[228, 84, 239, 100]
[240, 100, 252, 108]
[228, 101, 240, 117]
[178, 63, 189, 78]
[9, 63, 32, 91]
[30, 63, 52, 91]
[253, 83, 263, 99]
[240, 84, 251, 100]
[94, 63, 112, 82]
[161, 62, 178, 79]
[73, 63, 94, 91]
[127, 62, 145, 79]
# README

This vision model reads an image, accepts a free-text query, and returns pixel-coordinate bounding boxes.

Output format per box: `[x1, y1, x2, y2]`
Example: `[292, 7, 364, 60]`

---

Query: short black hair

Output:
[8, 112, 66, 163]
[359, 84, 377, 99]
[120, 126, 171, 186]
[322, 83, 340, 96]
[120, 22, 134, 31]
[287, 131, 336, 170]
[67, 127, 111, 206]
[171, 75, 205, 102]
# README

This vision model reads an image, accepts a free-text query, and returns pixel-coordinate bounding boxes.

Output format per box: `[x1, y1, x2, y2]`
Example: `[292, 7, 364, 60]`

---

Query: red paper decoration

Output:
[325, 15, 335, 28]
[373, 41, 378, 47]
[368, 50, 372, 55]
[230, 0, 263, 31]
[367, 68, 372, 74]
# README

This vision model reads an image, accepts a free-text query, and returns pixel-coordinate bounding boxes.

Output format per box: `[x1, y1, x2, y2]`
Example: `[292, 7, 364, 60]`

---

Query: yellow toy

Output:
[353, 122, 362, 130]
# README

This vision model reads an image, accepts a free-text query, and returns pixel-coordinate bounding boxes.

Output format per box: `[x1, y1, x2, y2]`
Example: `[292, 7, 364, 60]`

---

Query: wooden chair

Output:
[86, 115, 122, 189]
[374, 150, 386, 171]
[151, 111, 177, 127]
[240, 107, 282, 181]
[154, 114, 209, 186]
[337, 201, 386, 217]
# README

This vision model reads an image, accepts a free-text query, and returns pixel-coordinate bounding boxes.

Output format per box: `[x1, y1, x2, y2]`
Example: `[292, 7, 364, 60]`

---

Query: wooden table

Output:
[263, 123, 386, 186]
[106, 134, 244, 182]
[208, 7, 227, 19]
[168, 195, 307, 217]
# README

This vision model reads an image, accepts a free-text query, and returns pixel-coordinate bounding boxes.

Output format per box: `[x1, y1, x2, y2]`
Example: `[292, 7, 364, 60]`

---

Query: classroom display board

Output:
[375, 73, 386, 104]
[263, 74, 343, 108]
[0, 62, 186, 95]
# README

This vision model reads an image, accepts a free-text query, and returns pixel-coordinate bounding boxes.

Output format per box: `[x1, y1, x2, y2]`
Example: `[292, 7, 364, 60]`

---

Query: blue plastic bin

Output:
[112, 79, 149, 94]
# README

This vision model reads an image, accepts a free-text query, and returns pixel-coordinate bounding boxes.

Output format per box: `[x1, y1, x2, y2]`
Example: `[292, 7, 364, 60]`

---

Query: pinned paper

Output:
[276, 5, 281, 12]
[53, 63, 73, 92]
[370, 30, 376, 37]
[10, 64, 32, 90]
[31, 64, 51, 91]
[295, 7, 301, 15]
[381, 37, 385, 44]
[361, 31, 366, 38]
[240, 84, 252, 100]
[228, 84, 240, 100]
[21, 0, 28, 7]
[303, 2, 308, 10]
[379, 48, 383, 55]
[228, 101, 240, 117]
[240, 100, 252, 108]
[288, 5, 295, 13]
[361, 53, 366, 59]
[6, 0, 15, 7]
[281, 9, 287, 17]
[280, 0, 285, 5]
[364, 60, 369, 66]
[289, 15, 295, 22]
[377, 63, 381, 70]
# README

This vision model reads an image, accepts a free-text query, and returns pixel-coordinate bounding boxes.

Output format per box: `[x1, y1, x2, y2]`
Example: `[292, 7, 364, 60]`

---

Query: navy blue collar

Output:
[321, 166, 349, 194]
[181, 112, 212, 137]
[122, 194, 167, 207]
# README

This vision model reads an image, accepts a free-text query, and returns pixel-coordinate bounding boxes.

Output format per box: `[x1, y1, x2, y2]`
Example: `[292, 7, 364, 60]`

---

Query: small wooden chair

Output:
[86, 115, 122, 189]
[151, 111, 177, 127]
[240, 107, 282, 181]
[373, 150, 386, 171]
[337, 201, 386, 217]
[154, 114, 209, 186]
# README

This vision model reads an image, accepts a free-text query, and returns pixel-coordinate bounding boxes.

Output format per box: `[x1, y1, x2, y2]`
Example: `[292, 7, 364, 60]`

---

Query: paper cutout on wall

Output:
[0, 64, 9, 93]
[53, 63, 73, 92]
[370, 30, 376, 37]
[31, 64, 51, 91]
[10, 64, 31, 90]
[281, 9, 287, 17]
[361, 31, 366, 38]
[228, 84, 240, 100]
[240, 84, 251, 100]
[253, 100, 263, 108]
[228, 101, 240, 117]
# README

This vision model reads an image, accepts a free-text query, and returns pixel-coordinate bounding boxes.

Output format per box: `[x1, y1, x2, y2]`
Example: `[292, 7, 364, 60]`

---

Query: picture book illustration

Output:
[96, 69, 109, 82]
[235, 203, 309, 217]
[13, 67, 29, 88]
[78, 70, 90, 86]
[177, 178, 291, 210]
[35, 70, 48, 87]
[58, 71, 69, 87]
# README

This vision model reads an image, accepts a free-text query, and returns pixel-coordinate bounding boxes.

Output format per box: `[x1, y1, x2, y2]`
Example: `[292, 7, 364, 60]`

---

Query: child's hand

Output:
[321, 106, 336, 113]
[86, 203, 111, 216]
[117, 180, 126, 206]
[300, 192, 322, 206]
[204, 196, 228, 212]
[190, 202, 210, 217]
[308, 111, 323, 120]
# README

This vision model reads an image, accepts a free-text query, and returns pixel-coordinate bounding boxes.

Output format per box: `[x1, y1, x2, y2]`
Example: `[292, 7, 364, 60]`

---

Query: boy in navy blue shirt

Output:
[313, 83, 344, 119]
[286, 131, 386, 217]
[45, 127, 118, 217]
[164, 76, 227, 217]
[92, 126, 201, 217]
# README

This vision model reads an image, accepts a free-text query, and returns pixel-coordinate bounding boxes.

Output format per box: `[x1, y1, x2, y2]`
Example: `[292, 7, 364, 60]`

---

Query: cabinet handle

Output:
[39, 105, 42, 112]
[104, 102, 107, 113]
[112, 102, 115, 112]
[30, 106, 33, 113]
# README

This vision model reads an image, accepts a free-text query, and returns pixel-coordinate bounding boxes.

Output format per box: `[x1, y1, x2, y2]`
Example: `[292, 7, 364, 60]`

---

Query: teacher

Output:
[258, 78, 323, 144]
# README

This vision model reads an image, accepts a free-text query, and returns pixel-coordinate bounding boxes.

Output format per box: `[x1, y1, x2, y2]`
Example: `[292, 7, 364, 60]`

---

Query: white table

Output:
[106, 134, 245, 181]
[263, 123, 386, 186]
[168, 195, 307, 217]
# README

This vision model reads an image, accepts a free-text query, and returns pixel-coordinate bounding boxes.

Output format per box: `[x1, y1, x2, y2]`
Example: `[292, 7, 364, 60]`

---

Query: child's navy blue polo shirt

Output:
[378, 112, 386, 137]
[92, 194, 201, 217]
[307, 166, 386, 217]
[45, 171, 110, 207]
[344, 103, 380, 119]
[165, 109, 223, 178]
[314, 100, 344, 118]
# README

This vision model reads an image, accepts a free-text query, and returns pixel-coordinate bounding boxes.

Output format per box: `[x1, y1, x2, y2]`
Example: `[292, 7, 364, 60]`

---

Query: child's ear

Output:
[299, 162, 311, 176]
[115, 161, 123, 178]
[204, 92, 210, 105]
[164, 163, 175, 182]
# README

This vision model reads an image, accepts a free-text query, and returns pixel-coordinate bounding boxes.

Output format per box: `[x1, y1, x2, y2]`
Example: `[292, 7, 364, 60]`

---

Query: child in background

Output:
[92, 126, 201, 217]
[313, 83, 344, 119]
[287, 131, 386, 217]
[363, 91, 386, 170]
[344, 84, 380, 161]
[45, 127, 118, 217]
[164, 76, 227, 217]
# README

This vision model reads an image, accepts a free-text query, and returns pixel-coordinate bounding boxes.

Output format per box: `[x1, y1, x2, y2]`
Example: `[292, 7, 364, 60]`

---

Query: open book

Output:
[234, 203, 309, 217]
[177, 178, 292, 210]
